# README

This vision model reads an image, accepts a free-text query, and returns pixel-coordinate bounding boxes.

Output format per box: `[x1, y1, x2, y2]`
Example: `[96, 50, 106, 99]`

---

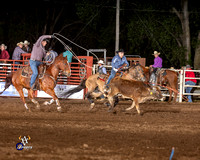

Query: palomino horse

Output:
[140, 65, 178, 102]
[61, 64, 146, 109]
[0, 54, 71, 111]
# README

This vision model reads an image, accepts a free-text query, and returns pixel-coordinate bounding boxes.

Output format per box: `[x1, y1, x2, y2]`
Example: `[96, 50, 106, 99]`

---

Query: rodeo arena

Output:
[1, 34, 200, 160]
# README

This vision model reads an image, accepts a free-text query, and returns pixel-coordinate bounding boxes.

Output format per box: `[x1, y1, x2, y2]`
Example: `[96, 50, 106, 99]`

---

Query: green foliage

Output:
[126, 8, 186, 68]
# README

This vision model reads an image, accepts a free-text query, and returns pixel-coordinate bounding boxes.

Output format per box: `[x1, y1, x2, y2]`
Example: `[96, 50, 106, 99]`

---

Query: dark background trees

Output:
[0, 0, 200, 68]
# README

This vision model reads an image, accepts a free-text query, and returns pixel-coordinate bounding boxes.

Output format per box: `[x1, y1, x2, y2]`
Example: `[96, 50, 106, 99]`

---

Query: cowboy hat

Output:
[0, 44, 7, 50]
[24, 40, 30, 45]
[17, 42, 24, 46]
[116, 49, 125, 53]
[97, 60, 104, 64]
[152, 51, 160, 55]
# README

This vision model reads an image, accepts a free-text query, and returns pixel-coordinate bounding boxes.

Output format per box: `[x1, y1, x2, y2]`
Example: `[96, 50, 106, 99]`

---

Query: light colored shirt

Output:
[98, 66, 107, 74]
[31, 35, 51, 61]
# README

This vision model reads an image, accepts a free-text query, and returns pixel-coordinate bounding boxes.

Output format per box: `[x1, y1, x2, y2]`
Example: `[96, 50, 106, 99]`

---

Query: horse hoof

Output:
[26, 108, 32, 113]
[57, 107, 63, 113]
[43, 101, 49, 105]
[36, 105, 40, 110]
[90, 103, 95, 109]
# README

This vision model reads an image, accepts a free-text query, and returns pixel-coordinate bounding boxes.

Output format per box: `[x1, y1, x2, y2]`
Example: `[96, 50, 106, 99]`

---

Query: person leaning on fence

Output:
[12, 42, 26, 64]
[30, 35, 53, 90]
[63, 46, 73, 63]
[149, 51, 163, 86]
[23, 40, 32, 53]
[105, 49, 129, 90]
[0, 44, 10, 62]
[185, 65, 197, 102]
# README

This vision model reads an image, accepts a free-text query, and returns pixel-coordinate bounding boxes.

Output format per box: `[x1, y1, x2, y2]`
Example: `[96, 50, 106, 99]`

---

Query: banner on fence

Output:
[0, 82, 28, 97]
[0, 82, 83, 99]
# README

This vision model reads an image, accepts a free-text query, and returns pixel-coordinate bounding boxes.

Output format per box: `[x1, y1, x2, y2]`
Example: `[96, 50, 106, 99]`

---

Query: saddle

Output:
[150, 68, 167, 86]
[21, 64, 47, 90]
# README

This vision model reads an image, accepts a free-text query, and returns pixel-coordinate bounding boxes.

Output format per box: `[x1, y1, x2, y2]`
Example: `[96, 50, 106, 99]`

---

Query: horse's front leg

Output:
[44, 88, 62, 112]
[28, 89, 40, 109]
[43, 99, 55, 105]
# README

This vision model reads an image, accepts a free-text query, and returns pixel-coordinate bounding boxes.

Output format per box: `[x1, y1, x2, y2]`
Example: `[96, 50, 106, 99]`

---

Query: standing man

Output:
[185, 65, 196, 102]
[105, 49, 129, 89]
[12, 42, 26, 64]
[149, 51, 162, 86]
[23, 40, 32, 53]
[30, 35, 52, 90]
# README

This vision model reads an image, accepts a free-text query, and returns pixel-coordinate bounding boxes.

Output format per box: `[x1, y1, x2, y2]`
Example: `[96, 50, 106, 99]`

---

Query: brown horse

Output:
[140, 65, 178, 102]
[61, 64, 146, 109]
[0, 54, 71, 111]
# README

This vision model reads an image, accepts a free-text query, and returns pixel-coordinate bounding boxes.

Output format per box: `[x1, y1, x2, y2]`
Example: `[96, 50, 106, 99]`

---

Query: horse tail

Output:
[0, 73, 13, 94]
[61, 79, 86, 98]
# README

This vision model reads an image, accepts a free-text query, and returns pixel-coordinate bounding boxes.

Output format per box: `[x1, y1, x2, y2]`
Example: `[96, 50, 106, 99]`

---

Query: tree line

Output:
[0, 0, 200, 68]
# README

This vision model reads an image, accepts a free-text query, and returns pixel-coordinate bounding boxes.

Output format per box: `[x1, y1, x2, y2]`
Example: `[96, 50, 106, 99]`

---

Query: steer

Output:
[106, 77, 162, 115]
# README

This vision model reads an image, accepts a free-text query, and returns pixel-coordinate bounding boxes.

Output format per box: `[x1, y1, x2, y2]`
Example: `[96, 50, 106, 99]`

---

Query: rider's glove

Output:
[113, 68, 118, 72]
[51, 35, 54, 38]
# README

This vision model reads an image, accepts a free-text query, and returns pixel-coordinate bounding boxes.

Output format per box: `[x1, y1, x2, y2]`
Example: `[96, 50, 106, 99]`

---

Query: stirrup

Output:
[31, 84, 37, 91]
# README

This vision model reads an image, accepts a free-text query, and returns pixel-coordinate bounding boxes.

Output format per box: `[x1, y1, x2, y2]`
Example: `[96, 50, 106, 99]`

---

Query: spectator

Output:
[23, 40, 31, 53]
[185, 65, 197, 102]
[0, 44, 10, 60]
[63, 46, 73, 63]
[12, 42, 26, 64]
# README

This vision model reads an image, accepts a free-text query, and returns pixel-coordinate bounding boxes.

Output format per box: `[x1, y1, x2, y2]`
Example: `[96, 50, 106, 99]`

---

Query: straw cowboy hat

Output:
[24, 40, 30, 45]
[0, 44, 7, 50]
[152, 51, 160, 55]
[17, 42, 24, 46]
[97, 60, 104, 64]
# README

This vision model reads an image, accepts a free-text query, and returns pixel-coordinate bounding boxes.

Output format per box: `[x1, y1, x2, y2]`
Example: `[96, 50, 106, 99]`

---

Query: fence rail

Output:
[0, 56, 93, 88]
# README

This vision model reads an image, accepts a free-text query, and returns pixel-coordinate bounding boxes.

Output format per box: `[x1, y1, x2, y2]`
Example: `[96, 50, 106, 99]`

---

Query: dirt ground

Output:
[0, 97, 200, 160]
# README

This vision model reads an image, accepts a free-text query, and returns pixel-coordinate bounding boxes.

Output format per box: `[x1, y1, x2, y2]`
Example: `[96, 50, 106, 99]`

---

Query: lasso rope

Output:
[53, 33, 99, 69]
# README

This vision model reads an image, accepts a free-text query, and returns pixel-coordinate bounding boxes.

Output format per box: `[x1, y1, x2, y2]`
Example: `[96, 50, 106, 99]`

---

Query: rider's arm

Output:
[35, 35, 52, 47]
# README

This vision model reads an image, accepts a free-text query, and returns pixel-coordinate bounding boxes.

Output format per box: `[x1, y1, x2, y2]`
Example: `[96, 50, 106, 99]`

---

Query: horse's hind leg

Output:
[168, 90, 172, 103]
[85, 92, 95, 109]
[28, 89, 40, 109]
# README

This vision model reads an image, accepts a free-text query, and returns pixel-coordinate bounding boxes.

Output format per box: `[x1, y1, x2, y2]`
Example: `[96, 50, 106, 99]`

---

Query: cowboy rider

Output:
[149, 51, 163, 86]
[105, 49, 129, 90]
[97, 60, 107, 75]
[30, 35, 53, 90]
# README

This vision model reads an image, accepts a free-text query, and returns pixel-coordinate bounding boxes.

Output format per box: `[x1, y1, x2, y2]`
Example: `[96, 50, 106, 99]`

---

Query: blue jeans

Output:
[106, 69, 117, 85]
[30, 60, 42, 87]
[185, 81, 196, 102]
